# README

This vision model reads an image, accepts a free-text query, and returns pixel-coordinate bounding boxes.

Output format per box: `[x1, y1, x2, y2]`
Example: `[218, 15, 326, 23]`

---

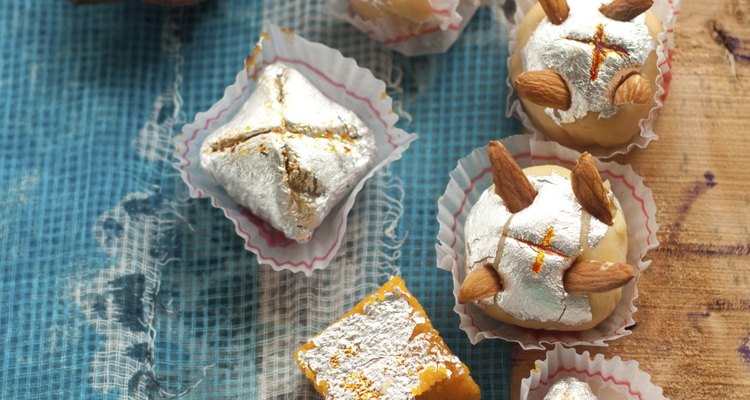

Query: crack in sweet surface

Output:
[208, 128, 273, 152]
[511, 228, 568, 258]
[206, 69, 360, 154]
[207, 120, 358, 154]
[281, 146, 324, 197]
[274, 66, 287, 103]
[566, 23, 631, 81]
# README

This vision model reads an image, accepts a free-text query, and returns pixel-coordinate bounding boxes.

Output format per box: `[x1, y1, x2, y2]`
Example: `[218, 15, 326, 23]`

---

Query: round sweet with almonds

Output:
[462, 163, 630, 331]
[510, 0, 663, 149]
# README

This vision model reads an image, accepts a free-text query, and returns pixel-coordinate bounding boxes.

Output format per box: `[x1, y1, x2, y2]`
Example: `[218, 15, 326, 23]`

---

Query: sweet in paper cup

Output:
[506, 0, 681, 158]
[521, 345, 668, 400]
[175, 23, 416, 275]
[329, 0, 481, 56]
[435, 134, 658, 349]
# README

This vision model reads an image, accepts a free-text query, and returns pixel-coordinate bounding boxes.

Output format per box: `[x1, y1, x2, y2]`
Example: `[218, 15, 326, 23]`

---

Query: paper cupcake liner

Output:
[329, 0, 481, 56]
[521, 345, 668, 400]
[435, 134, 659, 349]
[505, 0, 681, 158]
[174, 23, 417, 275]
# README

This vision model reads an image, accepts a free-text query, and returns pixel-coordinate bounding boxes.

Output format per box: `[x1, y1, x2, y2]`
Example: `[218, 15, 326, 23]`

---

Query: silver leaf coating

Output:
[200, 63, 376, 242]
[521, 0, 654, 124]
[544, 377, 598, 400]
[297, 288, 462, 399]
[464, 172, 610, 325]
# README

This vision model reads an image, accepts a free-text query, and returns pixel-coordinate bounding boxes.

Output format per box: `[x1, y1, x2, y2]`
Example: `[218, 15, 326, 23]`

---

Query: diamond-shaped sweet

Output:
[200, 63, 376, 243]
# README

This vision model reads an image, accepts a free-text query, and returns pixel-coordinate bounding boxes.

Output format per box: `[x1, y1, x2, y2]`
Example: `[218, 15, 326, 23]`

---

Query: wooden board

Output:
[511, 0, 750, 398]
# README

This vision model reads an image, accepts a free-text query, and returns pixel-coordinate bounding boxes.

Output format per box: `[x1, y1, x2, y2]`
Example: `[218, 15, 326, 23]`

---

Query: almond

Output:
[571, 152, 616, 226]
[599, 0, 654, 21]
[458, 264, 503, 304]
[515, 70, 572, 111]
[488, 141, 538, 213]
[563, 260, 636, 293]
[539, 0, 570, 25]
[613, 73, 652, 105]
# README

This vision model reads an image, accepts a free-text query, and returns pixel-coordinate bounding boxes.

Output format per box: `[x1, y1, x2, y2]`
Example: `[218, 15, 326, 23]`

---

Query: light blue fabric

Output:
[0, 1, 521, 398]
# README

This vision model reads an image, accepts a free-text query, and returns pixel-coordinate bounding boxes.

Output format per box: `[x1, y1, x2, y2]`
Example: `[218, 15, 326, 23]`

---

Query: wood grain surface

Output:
[511, 0, 750, 398]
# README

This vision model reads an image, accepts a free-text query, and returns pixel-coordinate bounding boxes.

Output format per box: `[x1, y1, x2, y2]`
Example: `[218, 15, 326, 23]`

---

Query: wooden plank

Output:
[511, 0, 750, 398]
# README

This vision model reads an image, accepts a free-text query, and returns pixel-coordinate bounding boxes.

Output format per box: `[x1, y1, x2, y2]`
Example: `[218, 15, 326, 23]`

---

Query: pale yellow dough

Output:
[350, 0, 434, 22]
[472, 165, 629, 331]
[349, 0, 436, 35]
[509, 4, 663, 148]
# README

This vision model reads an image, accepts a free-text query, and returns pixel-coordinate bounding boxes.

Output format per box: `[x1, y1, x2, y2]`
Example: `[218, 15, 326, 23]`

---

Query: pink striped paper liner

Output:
[521, 345, 668, 400]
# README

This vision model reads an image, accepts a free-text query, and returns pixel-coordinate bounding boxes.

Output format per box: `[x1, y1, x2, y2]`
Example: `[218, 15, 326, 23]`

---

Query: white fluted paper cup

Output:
[435, 134, 658, 349]
[329, 0, 481, 56]
[506, 0, 681, 158]
[521, 345, 668, 400]
[175, 23, 417, 275]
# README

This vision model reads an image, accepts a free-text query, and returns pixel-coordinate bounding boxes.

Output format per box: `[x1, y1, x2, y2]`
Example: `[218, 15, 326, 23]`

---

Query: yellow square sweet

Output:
[295, 276, 481, 399]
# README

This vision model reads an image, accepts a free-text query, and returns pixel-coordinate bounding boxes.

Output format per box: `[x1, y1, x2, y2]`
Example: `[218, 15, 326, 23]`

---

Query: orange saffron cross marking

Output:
[566, 23, 630, 81]
[531, 227, 556, 274]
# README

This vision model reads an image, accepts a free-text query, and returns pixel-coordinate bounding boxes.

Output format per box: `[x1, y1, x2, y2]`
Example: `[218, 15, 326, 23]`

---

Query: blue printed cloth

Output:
[0, 1, 521, 398]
